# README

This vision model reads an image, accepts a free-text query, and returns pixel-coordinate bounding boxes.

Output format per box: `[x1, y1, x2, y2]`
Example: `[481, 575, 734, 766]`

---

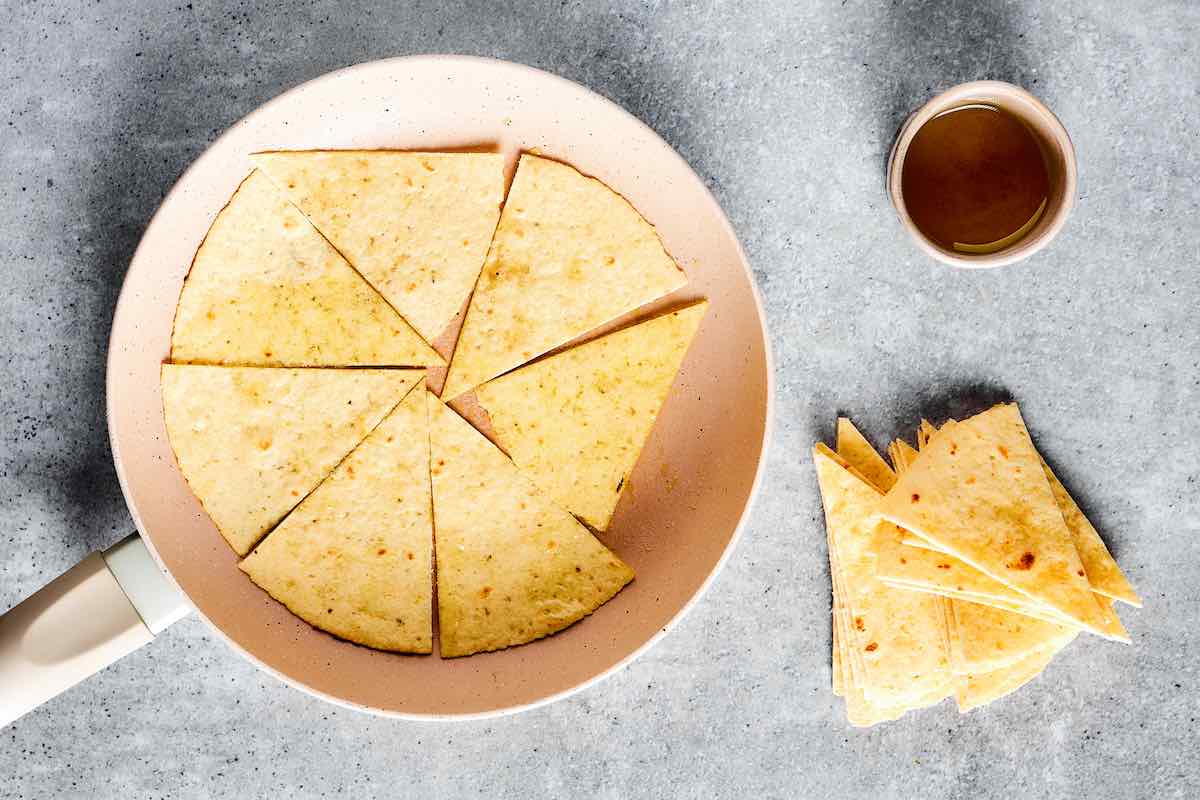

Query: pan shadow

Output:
[42, 31, 357, 549]
[873, 0, 1039, 174]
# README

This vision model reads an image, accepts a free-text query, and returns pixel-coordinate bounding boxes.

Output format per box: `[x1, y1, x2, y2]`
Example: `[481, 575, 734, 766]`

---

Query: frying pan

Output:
[0, 56, 771, 726]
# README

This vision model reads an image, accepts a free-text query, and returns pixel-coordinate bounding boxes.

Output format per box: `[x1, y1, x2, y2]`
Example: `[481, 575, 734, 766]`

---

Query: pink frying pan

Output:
[0, 56, 772, 725]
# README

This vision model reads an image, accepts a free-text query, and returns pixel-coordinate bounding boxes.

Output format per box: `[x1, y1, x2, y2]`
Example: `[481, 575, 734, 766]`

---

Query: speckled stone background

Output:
[1, 1, 1197, 798]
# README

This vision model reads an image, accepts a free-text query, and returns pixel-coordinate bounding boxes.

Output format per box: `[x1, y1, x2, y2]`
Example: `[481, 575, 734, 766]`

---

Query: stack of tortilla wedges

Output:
[814, 403, 1140, 725]
[161, 150, 706, 657]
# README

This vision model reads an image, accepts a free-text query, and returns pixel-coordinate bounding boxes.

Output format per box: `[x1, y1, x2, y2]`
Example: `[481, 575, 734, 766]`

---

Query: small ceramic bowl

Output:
[887, 80, 1078, 269]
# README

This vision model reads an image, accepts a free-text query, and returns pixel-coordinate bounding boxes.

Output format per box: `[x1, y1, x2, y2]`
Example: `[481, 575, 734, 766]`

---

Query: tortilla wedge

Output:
[887, 439, 920, 474]
[475, 301, 707, 531]
[899, 456, 1139, 607]
[252, 150, 506, 343]
[876, 405, 1119, 639]
[906, 421, 1139, 604]
[1040, 458, 1142, 607]
[836, 419, 896, 493]
[955, 637, 1073, 713]
[830, 519, 908, 727]
[948, 598, 1076, 675]
[814, 444, 952, 707]
[161, 365, 422, 556]
[239, 381, 433, 652]
[442, 154, 687, 399]
[427, 393, 634, 657]
[170, 170, 441, 367]
[833, 427, 958, 712]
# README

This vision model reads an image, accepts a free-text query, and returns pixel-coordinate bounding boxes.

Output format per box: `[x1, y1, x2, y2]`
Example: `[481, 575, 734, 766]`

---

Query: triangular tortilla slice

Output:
[252, 151, 506, 343]
[955, 634, 1074, 713]
[161, 365, 422, 555]
[170, 170, 441, 367]
[474, 302, 707, 531]
[879, 579, 1126, 633]
[875, 517, 1068, 613]
[830, 496, 949, 726]
[900, 420, 1140, 609]
[813, 444, 952, 707]
[949, 598, 1077, 675]
[836, 419, 896, 493]
[442, 154, 688, 399]
[829, 514, 908, 726]
[876, 405, 1115, 638]
[832, 431, 956, 714]
[888, 439, 920, 473]
[876, 432, 1107, 635]
[427, 393, 635, 657]
[239, 381, 433, 652]
[917, 419, 938, 450]
[1040, 458, 1141, 607]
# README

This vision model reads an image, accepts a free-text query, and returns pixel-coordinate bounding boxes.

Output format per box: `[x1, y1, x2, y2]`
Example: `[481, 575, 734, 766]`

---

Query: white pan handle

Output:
[0, 533, 191, 728]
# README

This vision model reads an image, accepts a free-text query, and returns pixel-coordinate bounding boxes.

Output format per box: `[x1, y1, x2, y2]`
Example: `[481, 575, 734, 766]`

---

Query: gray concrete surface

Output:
[1, 1, 1197, 797]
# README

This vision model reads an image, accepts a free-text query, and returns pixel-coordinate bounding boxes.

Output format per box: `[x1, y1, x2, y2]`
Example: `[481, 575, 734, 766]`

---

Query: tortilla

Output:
[831, 430, 955, 718]
[161, 365, 421, 555]
[441, 154, 688, 399]
[917, 419, 937, 449]
[427, 393, 634, 657]
[899, 458, 1141, 610]
[955, 637, 1073, 713]
[170, 170, 441, 368]
[836, 419, 896, 493]
[239, 381, 433, 652]
[1041, 458, 1141, 607]
[474, 302, 707, 531]
[829, 520, 907, 726]
[252, 151, 506, 343]
[876, 405, 1117, 638]
[949, 598, 1076, 675]
[876, 523, 1057, 611]
[813, 444, 952, 707]
[888, 439, 920, 473]
[896, 418, 1136, 630]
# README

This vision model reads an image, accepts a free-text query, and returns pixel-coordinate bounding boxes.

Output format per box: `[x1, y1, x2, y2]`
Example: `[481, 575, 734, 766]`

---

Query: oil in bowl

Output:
[900, 103, 1050, 254]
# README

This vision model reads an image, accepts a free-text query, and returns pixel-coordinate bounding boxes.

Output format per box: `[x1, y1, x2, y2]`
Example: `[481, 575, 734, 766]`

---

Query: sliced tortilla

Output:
[876, 524, 1059, 612]
[442, 154, 688, 399]
[836, 419, 896, 493]
[955, 637, 1073, 713]
[876, 405, 1118, 638]
[917, 419, 939, 450]
[832, 430, 955, 716]
[813, 444, 952, 707]
[829, 518, 907, 726]
[887, 439, 920, 473]
[475, 302, 707, 531]
[900, 421, 1140, 609]
[879, 578, 1126, 631]
[161, 365, 421, 555]
[830, 498, 949, 726]
[428, 393, 634, 657]
[949, 598, 1076, 675]
[252, 150, 506, 343]
[1041, 458, 1141, 607]
[239, 381, 433, 652]
[170, 170, 441, 367]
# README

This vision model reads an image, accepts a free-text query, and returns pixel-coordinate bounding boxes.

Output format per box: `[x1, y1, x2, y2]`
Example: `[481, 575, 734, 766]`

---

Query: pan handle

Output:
[0, 533, 190, 728]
